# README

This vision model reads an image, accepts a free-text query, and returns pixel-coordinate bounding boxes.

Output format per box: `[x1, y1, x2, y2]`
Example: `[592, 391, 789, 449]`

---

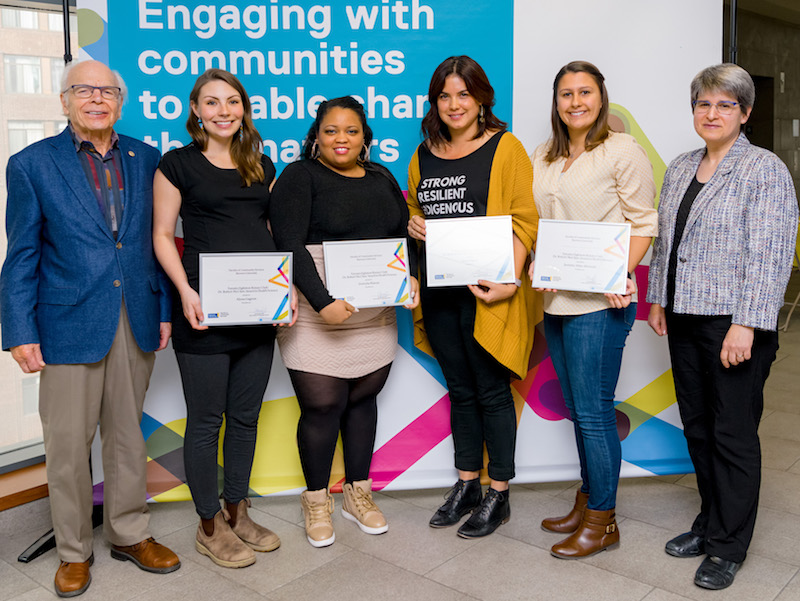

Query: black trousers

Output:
[665, 312, 778, 562]
[422, 287, 516, 481]
[176, 341, 274, 519]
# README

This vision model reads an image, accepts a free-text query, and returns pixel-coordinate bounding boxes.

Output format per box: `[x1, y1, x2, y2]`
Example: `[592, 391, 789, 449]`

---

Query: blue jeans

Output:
[543, 305, 636, 510]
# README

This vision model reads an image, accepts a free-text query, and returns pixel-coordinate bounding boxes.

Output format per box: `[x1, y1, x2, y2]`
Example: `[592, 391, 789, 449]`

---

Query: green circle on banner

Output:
[77, 9, 104, 47]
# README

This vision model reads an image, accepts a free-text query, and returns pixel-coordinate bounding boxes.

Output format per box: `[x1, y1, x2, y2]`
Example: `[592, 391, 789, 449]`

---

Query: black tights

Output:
[289, 364, 392, 490]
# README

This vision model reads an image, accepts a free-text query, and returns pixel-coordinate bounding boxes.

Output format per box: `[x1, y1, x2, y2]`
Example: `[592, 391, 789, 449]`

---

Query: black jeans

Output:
[666, 312, 778, 563]
[422, 287, 516, 481]
[176, 341, 274, 519]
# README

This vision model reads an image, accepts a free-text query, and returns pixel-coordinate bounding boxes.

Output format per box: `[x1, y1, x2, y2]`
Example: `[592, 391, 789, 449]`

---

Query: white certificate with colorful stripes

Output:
[199, 252, 292, 325]
[532, 219, 630, 294]
[323, 238, 411, 308]
[425, 215, 515, 287]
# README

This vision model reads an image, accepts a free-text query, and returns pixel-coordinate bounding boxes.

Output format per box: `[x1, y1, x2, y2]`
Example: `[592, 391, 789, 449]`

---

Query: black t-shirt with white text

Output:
[416, 132, 504, 219]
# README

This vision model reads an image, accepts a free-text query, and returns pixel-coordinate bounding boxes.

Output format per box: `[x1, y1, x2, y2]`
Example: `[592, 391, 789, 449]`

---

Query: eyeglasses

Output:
[692, 100, 739, 115]
[64, 85, 122, 100]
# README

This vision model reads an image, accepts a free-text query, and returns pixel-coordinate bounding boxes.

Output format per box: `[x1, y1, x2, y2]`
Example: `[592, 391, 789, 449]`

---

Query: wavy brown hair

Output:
[421, 56, 506, 148]
[545, 61, 610, 163]
[186, 68, 264, 186]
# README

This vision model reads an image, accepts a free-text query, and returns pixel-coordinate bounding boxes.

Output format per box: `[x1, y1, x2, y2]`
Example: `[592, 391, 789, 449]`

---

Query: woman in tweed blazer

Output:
[647, 63, 798, 591]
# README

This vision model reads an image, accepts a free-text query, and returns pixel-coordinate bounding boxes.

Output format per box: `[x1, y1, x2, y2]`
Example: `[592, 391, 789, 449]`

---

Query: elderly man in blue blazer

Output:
[0, 60, 180, 597]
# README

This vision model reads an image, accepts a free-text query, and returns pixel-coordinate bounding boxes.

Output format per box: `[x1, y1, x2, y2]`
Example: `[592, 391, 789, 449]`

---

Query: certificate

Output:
[199, 252, 292, 325]
[425, 215, 515, 287]
[531, 219, 630, 294]
[323, 238, 411, 308]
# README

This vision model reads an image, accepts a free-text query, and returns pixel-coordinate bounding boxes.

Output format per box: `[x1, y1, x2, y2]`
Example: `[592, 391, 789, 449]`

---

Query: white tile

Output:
[427, 535, 651, 601]
[269, 550, 470, 601]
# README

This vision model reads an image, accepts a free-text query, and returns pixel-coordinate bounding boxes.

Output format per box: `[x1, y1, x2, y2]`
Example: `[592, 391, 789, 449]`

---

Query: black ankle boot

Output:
[456, 488, 510, 538]
[429, 478, 482, 528]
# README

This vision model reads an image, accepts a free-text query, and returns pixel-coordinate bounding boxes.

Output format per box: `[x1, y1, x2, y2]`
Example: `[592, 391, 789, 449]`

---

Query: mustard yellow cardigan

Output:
[407, 132, 539, 379]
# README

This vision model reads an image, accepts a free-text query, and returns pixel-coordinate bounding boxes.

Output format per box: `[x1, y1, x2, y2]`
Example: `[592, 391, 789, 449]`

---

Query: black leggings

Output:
[288, 364, 392, 490]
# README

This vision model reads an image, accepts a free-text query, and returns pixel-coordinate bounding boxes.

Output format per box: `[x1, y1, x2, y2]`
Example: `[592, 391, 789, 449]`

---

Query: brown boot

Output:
[227, 498, 281, 552]
[550, 507, 620, 559]
[195, 510, 256, 568]
[541, 489, 589, 533]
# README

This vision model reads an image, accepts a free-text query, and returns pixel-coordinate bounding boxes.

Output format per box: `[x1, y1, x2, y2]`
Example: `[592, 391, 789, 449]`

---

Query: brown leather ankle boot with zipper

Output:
[550, 507, 620, 559]
[541, 489, 589, 533]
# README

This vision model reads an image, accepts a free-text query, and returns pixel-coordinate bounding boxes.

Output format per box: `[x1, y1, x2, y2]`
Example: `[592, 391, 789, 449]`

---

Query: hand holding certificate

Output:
[531, 219, 631, 294]
[425, 215, 515, 287]
[199, 252, 293, 325]
[323, 238, 411, 308]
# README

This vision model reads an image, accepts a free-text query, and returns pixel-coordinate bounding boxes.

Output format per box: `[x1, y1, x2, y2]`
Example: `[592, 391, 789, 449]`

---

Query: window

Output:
[51, 58, 65, 94]
[4, 55, 42, 94]
[8, 120, 46, 155]
[47, 12, 77, 32]
[1, 7, 39, 29]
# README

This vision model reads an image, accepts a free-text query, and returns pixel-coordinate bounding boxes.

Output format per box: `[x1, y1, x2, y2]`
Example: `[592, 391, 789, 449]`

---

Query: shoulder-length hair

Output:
[186, 68, 263, 186]
[421, 55, 507, 148]
[300, 96, 374, 162]
[545, 61, 610, 163]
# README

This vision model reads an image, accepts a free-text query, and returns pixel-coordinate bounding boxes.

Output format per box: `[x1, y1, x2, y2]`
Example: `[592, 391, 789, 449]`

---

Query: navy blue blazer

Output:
[0, 128, 171, 364]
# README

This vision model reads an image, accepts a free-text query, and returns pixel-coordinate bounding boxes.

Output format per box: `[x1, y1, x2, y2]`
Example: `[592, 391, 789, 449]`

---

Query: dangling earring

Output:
[360, 143, 370, 162]
[239, 124, 243, 142]
[197, 117, 204, 130]
[310, 140, 319, 159]
[479, 106, 485, 124]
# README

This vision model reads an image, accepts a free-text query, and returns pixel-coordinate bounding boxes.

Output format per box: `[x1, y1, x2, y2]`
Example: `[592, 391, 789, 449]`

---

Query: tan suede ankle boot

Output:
[227, 498, 280, 552]
[195, 510, 256, 568]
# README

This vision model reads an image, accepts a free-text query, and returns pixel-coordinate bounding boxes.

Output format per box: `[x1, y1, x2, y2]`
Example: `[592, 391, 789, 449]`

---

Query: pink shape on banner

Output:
[368, 393, 453, 491]
[525, 357, 569, 421]
[635, 264, 651, 321]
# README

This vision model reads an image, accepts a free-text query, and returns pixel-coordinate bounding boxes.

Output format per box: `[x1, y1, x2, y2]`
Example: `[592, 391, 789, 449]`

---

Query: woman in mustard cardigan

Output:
[407, 55, 537, 538]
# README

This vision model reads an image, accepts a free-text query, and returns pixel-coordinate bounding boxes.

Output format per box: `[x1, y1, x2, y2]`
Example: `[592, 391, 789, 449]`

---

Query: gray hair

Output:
[690, 63, 754, 112]
[60, 60, 128, 104]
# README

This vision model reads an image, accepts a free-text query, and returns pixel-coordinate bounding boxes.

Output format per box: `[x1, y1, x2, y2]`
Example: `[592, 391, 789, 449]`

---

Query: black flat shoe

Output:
[456, 488, 509, 538]
[694, 555, 741, 590]
[665, 531, 705, 558]
[429, 478, 482, 528]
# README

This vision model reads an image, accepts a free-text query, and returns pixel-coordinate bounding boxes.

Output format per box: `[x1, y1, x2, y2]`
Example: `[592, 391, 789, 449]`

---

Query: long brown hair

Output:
[545, 61, 610, 163]
[186, 68, 264, 186]
[421, 56, 506, 148]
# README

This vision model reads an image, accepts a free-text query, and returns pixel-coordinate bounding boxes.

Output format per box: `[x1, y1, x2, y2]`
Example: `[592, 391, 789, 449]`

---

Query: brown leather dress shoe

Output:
[111, 537, 181, 573]
[54, 554, 93, 598]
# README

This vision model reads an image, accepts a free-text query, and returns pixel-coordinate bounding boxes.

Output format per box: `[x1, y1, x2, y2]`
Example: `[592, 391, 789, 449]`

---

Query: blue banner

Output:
[102, 0, 513, 183]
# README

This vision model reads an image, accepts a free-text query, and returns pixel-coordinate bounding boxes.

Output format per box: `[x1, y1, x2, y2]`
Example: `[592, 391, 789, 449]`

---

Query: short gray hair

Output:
[60, 60, 128, 104]
[690, 63, 754, 112]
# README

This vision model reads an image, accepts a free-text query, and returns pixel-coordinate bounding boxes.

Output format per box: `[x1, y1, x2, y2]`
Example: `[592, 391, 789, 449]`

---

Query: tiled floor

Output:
[2, 295, 799, 601]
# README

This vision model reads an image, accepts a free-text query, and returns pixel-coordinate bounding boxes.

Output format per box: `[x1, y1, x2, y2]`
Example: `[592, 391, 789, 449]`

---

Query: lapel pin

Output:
[128, 150, 135, 157]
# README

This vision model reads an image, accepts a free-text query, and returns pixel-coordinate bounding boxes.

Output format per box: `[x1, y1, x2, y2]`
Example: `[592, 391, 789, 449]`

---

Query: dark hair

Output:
[186, 68, 263, 186]
[301, 96, 374, 163]
[421, 56, 506, 148]
[545, 61, 611, 163]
